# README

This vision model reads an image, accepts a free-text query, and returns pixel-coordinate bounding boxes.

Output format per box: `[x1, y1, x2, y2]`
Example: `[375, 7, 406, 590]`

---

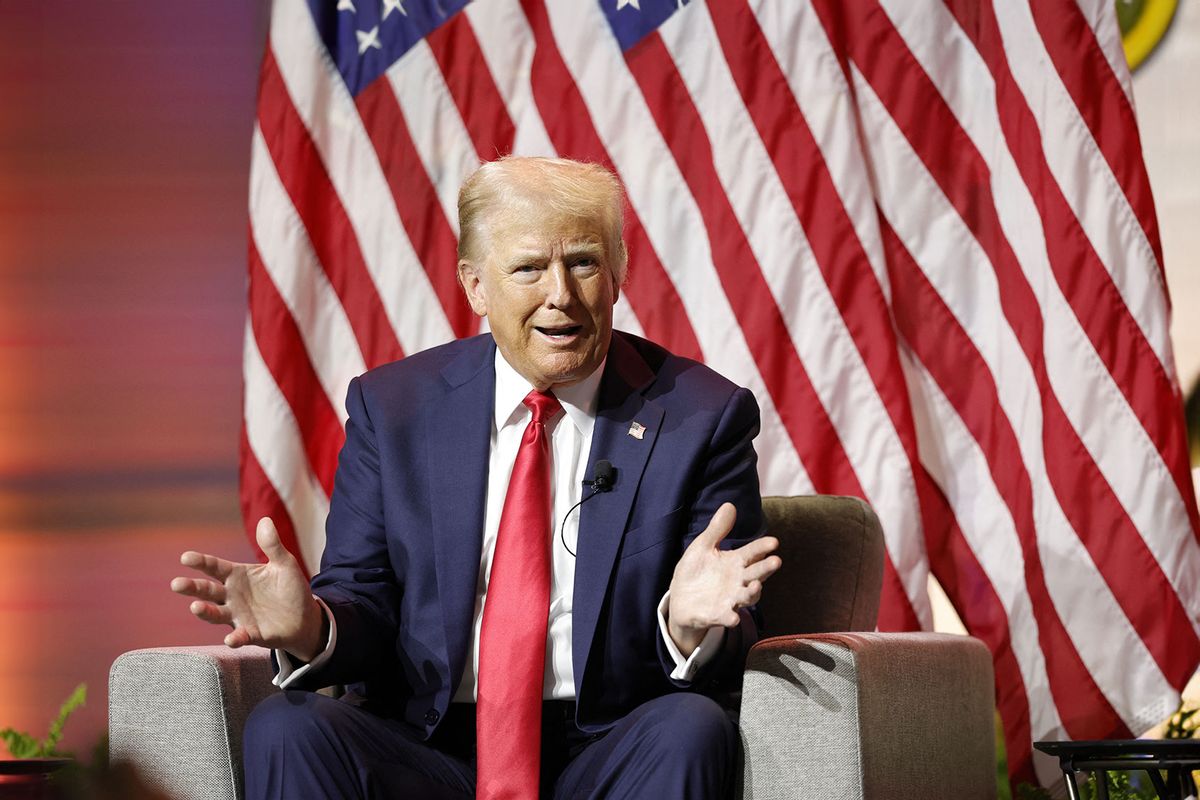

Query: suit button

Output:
[424, 709, 440, 725]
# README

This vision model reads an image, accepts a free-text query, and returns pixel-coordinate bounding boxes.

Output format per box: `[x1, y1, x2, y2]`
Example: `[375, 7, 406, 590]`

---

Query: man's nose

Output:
[544, 262, 578, 308]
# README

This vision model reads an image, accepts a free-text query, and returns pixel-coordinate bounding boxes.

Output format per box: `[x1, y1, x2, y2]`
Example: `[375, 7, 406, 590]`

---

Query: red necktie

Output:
[476, 389, 561, 800]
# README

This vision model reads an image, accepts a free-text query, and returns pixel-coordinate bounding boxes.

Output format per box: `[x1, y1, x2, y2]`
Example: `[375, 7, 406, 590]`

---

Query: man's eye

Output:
[514, 264, 539, 273]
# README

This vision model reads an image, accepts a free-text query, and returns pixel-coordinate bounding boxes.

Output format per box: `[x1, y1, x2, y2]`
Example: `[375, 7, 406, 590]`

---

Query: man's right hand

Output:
[171, 517, 326, 662]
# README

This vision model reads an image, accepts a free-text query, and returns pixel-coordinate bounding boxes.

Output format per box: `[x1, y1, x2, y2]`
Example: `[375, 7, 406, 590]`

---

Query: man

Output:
[173, 157, 781, 799]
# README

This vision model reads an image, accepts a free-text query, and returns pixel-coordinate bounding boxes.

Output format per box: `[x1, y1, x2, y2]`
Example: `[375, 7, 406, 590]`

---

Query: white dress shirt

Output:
[455, 348, 603, 700]
[276, 349, 722, 693]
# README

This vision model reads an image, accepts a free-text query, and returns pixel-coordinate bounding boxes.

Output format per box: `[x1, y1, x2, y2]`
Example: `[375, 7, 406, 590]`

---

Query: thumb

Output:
[256, 517, 294, 564]
[694, 502, 737, 549]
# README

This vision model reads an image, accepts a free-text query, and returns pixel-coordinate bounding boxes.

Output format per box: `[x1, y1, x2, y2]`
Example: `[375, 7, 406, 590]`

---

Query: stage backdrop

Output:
[0, 0, 268, 759]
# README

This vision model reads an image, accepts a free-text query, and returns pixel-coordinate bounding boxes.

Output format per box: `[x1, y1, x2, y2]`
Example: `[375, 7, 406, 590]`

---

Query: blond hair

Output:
[457, 156, 629, 285]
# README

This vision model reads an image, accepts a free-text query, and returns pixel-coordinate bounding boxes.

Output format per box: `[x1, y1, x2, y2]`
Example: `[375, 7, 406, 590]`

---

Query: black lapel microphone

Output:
[560, 460, 616, 557]
[589, 460, 616, 492]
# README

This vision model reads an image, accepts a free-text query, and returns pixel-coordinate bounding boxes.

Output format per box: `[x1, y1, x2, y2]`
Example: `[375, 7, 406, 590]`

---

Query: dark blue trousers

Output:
[243, 690, 735, 799]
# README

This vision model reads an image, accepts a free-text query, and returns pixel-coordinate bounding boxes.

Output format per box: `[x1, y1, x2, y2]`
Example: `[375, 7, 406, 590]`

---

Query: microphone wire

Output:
[560, 487, 602, 558]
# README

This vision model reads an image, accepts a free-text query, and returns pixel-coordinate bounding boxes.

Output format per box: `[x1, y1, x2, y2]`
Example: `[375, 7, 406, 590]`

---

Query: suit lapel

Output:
[572, 334, 662, 683]
[428, 336, 495, 686]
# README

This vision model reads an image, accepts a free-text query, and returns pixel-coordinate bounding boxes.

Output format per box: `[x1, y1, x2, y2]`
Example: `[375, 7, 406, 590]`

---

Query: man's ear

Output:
[458, 259, 488, 317]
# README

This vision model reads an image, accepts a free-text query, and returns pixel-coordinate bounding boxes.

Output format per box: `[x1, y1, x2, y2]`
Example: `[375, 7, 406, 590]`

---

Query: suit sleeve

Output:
[284, 376, 402, 689]
[655, 385, 765, 689]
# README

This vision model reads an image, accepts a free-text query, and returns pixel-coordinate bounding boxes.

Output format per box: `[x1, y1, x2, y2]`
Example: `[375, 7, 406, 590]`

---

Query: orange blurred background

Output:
[0, 2, 268, 755]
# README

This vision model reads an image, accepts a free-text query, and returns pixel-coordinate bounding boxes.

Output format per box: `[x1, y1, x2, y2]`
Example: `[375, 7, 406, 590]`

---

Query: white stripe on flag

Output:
[902, 348, 1066, 786]
[249, 126, 365, 423]
[658, 1, 931, 624]
[883, 0, 1200, 629]
[463, 0, 557, 158]
[243, 321, 330, 571]
[1069, 0, 1135, 104]
[539, 0, 813, 496]
[386, 42, 479, 236]
[747, 0, 894, 301]
[268, 0, 454, 354]
[855, 65, 1172, 732]
[992, 0, 1172, 375]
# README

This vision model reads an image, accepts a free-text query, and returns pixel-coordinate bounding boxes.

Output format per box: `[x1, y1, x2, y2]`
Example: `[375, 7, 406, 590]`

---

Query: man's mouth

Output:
[535, 324, 584, 340]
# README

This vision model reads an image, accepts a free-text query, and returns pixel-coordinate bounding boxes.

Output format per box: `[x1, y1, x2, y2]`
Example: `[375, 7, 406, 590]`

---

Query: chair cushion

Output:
[758, 495, 884, 637]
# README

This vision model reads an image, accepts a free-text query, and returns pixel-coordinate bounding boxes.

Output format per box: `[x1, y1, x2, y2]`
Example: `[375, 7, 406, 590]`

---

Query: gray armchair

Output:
[110, 496, 996, 799]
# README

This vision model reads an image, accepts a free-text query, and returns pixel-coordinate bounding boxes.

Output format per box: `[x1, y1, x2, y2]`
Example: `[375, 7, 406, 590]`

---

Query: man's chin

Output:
[538, 355, 600, 389]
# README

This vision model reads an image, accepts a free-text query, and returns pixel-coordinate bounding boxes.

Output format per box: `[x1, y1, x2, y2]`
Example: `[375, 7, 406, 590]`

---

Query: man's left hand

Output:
[667, 503, 782, 657]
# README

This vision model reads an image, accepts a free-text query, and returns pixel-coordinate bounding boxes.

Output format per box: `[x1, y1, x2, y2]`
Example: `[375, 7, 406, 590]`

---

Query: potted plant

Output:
[0, 684, 86, 798]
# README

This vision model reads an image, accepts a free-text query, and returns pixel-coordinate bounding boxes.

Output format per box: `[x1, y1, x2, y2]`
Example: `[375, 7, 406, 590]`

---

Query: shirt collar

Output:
[493, 347, 605, 438]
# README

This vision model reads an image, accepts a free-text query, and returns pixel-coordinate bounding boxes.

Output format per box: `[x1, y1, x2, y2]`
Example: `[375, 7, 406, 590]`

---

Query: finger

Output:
[180, 550, 234, 581]
[256, 517, 294, 565]
[170, 577, 228, 604]
[189, 600, 234, 627]
[735, 536, 780, 565]
[694, 503, 737, 549]
[224, 628, 252, 649]
[736, 580, 763, 608]
[742, 555, 782, 585]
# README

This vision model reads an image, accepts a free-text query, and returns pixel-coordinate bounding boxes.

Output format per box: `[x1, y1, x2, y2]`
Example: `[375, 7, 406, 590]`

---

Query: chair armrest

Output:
[109, 646, 275, 800]
[739, 632, 996, 800]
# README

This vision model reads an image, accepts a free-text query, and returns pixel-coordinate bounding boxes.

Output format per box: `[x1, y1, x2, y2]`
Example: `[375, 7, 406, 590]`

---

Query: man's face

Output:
[459, 198, 619, 392]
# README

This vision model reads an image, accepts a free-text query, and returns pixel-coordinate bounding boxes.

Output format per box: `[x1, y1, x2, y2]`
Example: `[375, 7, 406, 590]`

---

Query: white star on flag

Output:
[382, 0, 407, 19]
[355, 26, 382, 55]
[616, 0, 640, 9]
[336, 0, 355, 11]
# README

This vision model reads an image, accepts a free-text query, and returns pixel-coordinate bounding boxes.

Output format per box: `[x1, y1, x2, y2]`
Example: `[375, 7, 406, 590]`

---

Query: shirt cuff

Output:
[273, 595, 336, 689]
[657, 591, 724, 682]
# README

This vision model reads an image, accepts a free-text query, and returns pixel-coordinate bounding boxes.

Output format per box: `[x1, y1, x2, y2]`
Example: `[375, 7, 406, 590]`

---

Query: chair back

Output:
[757, 495, 885, 638]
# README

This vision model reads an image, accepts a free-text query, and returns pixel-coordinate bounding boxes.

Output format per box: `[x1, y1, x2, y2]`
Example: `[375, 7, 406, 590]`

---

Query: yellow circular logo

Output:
[1118, 0, 1179, 70]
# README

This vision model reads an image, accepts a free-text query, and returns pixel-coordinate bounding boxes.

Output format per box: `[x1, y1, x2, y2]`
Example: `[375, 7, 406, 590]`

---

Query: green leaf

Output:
[1, 728, 42, 759]
[0, 683, 87, 758]
[42, 683, 86, 754]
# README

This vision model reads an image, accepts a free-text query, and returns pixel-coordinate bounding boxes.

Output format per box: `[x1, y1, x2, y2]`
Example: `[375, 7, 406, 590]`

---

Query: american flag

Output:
[242, 0, 1200, 786]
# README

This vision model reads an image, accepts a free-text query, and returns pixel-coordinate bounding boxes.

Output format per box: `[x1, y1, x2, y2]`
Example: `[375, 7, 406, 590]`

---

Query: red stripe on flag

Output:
[942, 0, 1200, 549]
[355, 79, 478, 340]
[874, 567, 921, 632]
[247, 237, 345, 496]
[1044, 397, 1200, 688]
[239, 424, 310, 578]
[708, 0, 945, 628]
[624, 30, 921, 630]
[517, 0, 703, 363]
[880, 216, 1130, 739]
[1029, 0, 1165, 274]
[913, 467, 1036, 785]
[256, 49, 405, 369]
[708, 0, 917, 449]
[827, 0, 1200, 693]
[425, 12, 517, 161]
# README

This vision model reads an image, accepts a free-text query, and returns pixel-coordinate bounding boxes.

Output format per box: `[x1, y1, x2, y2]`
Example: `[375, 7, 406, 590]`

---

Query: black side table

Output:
[1034, 740, 1200, 800]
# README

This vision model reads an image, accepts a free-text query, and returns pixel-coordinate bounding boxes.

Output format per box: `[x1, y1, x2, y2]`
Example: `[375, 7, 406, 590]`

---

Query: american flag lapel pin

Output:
[628, 421, 646, 440]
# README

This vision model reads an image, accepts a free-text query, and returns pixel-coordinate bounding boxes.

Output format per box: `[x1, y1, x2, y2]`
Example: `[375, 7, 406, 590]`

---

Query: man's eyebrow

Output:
[497, 244, 550, 265]
[506, 248, 547, 261]
[562, 241, 605, 257]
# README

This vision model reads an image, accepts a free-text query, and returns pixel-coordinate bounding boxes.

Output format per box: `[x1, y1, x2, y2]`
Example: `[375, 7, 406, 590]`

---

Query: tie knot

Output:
[523, 390, 561, 424]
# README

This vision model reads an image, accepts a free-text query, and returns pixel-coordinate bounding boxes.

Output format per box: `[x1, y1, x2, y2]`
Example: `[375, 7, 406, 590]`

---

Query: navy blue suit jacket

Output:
[297, 330, 765, 739]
